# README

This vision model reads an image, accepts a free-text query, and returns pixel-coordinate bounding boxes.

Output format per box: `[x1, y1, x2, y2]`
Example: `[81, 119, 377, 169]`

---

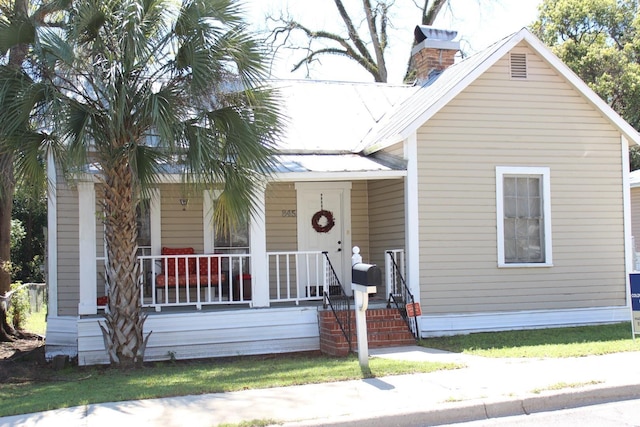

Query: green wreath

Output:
[311, 209, 335, 233]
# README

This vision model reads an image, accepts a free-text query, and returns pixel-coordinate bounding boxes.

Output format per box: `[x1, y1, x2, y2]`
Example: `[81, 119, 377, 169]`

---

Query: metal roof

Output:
[272, 153, 405, 177]
[272, 80, 416, 153]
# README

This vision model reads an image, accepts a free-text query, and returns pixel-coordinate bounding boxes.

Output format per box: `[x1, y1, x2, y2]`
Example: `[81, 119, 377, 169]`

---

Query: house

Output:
[45, 26, 639, 365]
[629, 170, 640, 269]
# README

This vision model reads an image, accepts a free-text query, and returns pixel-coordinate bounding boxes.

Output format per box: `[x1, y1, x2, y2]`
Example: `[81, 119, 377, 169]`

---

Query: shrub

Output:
[8, 282, 30, 330]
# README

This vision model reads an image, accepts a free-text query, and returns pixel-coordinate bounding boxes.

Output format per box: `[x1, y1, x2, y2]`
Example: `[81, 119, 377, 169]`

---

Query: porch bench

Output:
[155, 247, 226, 288]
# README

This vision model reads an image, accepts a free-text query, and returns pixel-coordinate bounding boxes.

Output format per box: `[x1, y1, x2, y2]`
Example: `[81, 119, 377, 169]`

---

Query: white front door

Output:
[296, 182, 351, 294]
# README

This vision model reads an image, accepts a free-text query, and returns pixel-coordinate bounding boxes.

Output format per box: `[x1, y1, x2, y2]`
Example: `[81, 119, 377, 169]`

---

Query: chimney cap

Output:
[414, 26, 458, 44]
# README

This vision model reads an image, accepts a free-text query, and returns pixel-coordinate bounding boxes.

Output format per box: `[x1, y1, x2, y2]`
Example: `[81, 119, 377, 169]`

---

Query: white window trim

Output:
[496, 166, 553, 268]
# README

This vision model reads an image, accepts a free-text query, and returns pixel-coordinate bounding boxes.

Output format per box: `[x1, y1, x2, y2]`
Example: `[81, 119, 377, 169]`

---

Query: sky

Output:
[246, 0, 543, 83]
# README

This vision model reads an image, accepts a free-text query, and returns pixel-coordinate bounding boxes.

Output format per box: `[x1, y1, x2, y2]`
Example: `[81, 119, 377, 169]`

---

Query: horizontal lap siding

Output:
[351, 181, 370, 261]
[57, 177, 79, 316]
[266, 182, 297, 251]
[369, 179, 405, 272]
[418, 44, 626, 315]
[160, 184, 204, 251]
[631, 187, 640, 252]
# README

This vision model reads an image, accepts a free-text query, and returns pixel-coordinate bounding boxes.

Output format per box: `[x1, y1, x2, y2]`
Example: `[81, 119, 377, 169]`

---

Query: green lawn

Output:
[3, 321, 639, 417]
[420, 322, 640, 358]
[0, 353, 458, 417]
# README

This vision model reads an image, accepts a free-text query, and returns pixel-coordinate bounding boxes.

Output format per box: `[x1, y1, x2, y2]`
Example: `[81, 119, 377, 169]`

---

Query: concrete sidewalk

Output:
[2, 347, 640, 427]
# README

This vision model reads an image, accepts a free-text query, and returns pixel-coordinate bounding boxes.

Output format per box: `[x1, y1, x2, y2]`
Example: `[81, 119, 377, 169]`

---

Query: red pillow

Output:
[198, 255, 220, 276]
[162, 247, 195, 276]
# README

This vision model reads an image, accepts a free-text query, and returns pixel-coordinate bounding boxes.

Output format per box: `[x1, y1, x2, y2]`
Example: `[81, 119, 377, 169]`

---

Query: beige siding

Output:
[368, 179, 406, 272]
[383, 142, 404, 157]
[265, 182, 297, 251]
[631, 187, 640, 252]
[417, 43, 627, 314]
[160, 185, 204, 251]
[56, 177, 79, 316]
[351, 181, 370, 261]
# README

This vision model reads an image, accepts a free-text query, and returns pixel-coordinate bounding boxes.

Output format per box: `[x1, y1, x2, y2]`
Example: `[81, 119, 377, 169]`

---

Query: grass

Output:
[531, 380, 603, 394]
[419, 322, 640, 358]
[0, 352, 458, 417]
[4, 322, 639, 417]
[24, 307, 47, 336]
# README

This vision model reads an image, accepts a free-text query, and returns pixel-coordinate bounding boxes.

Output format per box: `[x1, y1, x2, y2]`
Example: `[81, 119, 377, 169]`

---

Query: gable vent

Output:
[510, 53, 527, 79]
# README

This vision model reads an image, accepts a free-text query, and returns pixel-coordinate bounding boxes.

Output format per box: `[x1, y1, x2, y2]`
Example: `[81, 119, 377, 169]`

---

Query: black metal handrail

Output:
[386, 251, 419, 339]
[322, 251, 352, 352]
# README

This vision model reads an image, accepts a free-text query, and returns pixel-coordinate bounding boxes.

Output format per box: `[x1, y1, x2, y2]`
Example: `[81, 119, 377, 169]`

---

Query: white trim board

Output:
[420, 306, 631, 337]
[76, 307, 321, 365]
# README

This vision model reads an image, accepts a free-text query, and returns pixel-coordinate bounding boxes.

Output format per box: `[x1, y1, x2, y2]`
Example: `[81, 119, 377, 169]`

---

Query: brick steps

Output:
[319, 308, 416, 357]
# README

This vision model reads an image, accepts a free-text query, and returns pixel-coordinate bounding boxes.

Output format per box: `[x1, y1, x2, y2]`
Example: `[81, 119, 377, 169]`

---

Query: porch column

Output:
[78, 181, 97, 315]
[149, 188, 161, 256]
[405, 133, 421, 328]
[46, 150, 58, 317]
[203, 190, 214, 253]
[250, 185, 269, 307]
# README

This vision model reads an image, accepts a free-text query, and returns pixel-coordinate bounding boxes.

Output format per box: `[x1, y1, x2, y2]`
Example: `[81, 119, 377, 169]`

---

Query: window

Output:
[205, 190, 250, 255]
[214, 218, 249, 254]
[496, 167, 552, 267]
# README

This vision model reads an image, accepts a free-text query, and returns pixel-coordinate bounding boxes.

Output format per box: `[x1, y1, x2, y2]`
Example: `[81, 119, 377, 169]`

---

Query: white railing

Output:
[267, 251, 327, 304]
[385, 249, 406, 297]
[95, 250, 330, 311]
[138, 253, 251, 311]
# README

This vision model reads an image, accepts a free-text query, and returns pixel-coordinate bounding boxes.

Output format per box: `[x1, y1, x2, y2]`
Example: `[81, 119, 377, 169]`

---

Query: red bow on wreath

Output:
[311, 209, 335, 233]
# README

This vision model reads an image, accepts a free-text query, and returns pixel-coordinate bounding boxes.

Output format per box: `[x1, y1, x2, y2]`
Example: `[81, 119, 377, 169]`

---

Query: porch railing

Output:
[385, 249, 419, 339]
[266, 251, 330, 304]
[96, 250, 335, 311]
[322, 251, 352, 352]
[138, 253, 251, 311]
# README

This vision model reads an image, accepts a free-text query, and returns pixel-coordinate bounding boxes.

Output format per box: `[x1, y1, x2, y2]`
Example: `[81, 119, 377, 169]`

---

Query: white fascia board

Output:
[521, 30, 640, 146]
[365, 28, 640, 155]
[370, 33, 526, 156]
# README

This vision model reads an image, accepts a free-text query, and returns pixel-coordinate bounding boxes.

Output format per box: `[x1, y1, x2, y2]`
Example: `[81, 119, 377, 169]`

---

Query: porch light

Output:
[179, 198, 188, 210]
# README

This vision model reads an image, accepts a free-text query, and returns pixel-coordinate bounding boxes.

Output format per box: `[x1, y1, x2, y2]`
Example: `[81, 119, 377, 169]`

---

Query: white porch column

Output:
[46, 150, 58, 317]
[203, 190, 214, 253]
[405, 132, 421, 328]
[78, 181, 97, 315]
[250, 185, 269, 307]
[149, 188, 161, 256]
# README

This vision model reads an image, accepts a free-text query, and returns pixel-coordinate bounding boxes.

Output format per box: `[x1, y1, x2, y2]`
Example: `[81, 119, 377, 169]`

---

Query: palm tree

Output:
[0, 0, 69, 342]
[0, 0, 282, 367]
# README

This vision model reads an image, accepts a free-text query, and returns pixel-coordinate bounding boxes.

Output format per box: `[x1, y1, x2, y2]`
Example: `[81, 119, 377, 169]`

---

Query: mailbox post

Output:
[351, 252, 381, 370]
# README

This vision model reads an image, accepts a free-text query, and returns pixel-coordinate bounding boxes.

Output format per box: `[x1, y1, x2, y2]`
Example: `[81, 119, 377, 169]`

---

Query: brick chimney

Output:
[410, 26, 460, 84]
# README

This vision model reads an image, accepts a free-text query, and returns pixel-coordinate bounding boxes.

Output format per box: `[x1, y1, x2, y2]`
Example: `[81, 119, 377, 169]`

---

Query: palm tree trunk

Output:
[0, 0, 28, 342]
[0, 152, 16, 342]
[99, 162, 148, 368]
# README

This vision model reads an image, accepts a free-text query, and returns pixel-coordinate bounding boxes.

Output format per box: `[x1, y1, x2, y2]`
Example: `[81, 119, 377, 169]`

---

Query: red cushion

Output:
[156, 272, 226, 287]
[162, 247, 196, 276]
[198, 255, 220, 276]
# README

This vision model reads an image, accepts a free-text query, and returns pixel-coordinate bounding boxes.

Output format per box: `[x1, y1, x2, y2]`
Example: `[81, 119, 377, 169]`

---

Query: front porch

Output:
[73, 249, 411, 365]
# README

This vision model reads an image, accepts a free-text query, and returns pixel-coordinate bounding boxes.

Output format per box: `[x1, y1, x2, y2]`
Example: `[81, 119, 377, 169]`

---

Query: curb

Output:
[280, 383, 640, 427]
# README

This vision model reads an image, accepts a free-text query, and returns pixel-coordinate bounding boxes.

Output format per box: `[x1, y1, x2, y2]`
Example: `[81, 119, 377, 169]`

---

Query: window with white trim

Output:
[496, 167, 552, 267]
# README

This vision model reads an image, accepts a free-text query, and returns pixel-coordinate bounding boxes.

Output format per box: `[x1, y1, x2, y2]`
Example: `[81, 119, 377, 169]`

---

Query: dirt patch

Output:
[0, 334, 49, 383]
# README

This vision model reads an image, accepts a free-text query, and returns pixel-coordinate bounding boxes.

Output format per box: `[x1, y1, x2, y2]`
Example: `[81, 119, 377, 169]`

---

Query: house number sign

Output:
[282, 210, 297, 217]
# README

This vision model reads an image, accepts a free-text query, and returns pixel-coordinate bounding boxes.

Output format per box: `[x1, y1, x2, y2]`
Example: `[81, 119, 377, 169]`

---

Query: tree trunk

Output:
[99, 162, 148, 368]
[0, 152, 16, 341]
[0, 0, 30, 342]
